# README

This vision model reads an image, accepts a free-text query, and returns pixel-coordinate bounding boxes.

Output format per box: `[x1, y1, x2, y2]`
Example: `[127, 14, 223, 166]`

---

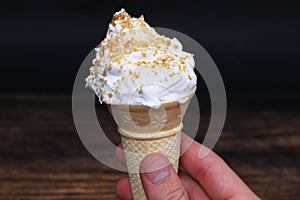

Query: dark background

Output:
[1, 0, 299, 97]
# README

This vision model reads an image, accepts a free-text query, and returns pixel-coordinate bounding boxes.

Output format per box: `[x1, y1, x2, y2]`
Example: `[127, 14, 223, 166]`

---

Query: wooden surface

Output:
[0, 95, 300, 199]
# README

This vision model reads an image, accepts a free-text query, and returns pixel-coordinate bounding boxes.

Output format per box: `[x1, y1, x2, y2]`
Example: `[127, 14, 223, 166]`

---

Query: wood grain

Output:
[0, 95, 299, 199]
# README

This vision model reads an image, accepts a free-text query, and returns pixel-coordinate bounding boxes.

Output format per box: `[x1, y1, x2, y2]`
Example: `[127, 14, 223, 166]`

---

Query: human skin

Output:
[115, 133, 260, 200]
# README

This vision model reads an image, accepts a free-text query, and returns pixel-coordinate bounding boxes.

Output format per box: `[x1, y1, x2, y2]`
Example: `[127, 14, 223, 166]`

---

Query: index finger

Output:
[180, 133, 260, 200]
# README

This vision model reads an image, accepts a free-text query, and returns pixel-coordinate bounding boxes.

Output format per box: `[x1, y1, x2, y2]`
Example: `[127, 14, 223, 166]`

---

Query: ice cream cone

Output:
[108, 88, 195, 200]
[85, 9, 198, 200]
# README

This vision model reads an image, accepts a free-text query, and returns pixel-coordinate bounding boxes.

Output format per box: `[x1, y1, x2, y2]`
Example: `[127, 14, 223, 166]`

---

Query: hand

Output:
[115, 133, 260, 200]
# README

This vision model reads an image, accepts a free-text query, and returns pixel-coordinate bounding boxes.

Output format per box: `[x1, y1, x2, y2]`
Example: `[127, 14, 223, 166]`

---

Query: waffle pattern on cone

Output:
[122, 132, 180, 200]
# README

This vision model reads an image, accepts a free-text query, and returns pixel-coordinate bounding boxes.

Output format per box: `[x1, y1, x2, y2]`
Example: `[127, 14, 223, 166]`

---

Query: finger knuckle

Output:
[159, 183, 187, 200]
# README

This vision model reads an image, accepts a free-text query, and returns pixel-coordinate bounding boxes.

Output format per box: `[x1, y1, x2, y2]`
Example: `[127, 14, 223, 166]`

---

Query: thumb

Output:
[140, 153, 189, 200]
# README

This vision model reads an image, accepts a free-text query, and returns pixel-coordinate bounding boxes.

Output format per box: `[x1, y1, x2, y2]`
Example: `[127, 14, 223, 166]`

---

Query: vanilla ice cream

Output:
[86, 9, 197, 108]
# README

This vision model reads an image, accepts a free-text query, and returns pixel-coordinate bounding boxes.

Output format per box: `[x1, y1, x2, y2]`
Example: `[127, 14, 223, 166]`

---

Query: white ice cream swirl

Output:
[86, 9, 197, 108]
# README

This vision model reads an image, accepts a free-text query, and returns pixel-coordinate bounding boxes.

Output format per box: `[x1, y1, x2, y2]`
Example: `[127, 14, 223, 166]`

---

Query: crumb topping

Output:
[85, 8, 197, 106]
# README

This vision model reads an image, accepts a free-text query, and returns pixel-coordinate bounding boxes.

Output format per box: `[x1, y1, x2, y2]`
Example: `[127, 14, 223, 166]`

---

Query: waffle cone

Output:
[108, 88, 196, 200]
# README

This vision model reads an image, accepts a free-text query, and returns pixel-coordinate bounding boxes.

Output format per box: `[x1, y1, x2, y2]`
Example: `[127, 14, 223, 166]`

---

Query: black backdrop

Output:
[1, 0, 299, 96]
